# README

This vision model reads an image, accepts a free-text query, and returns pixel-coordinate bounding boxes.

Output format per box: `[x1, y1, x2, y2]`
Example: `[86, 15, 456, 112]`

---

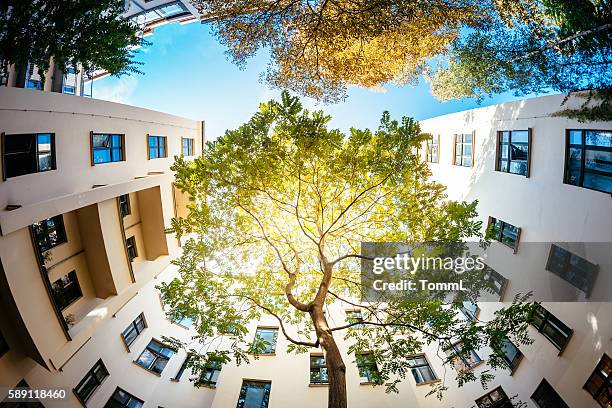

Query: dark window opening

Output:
[92, 133, 124, 164]
[310, 355, 328, 384]
[564, 129, 612, 194]
[135, 339, 175, 374]
[529, 305, 572, 352]
[126, 236, 137, 263]
[236, 380, 271, 408]
[488, 217, 521, 252]
[546, 244, 598, 295]
[119, 194, 131, 218]
[584, 353, 611, 408]
[121, 313, 146, 348]
[475, 386, 513, 408]
[148, 135, 167, 159]
[74, 359, 109, 404]
[32, 215, 67, 253]
[51, 271, 82, 311]
[182, 138, 194, 156]
[104, 387, 144, 408]
[532, 378, 569, 408]
[497, 130, 530, 176]
[2, 133, 56, 179]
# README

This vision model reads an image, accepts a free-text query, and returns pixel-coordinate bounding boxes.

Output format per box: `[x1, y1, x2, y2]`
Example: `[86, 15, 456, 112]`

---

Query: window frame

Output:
[475, 386, 513, 408]
[498, 338, 523, 373]
[483, 265, 508, 300]
[426, 135, 439, 163]
[345, 309, 365, 329]
[545, 244, 598, 296]
[51, 270, 82, 311]
[487, 216, 521, 253]
[90, 132, 125, 165]
[453, 132, 475, 167]
[495, 129, 532, 177]
[529, 304, 573, 354]
[181, 137, 194, 156]
[73, 359, 110, 405]
[446, 341, 482, 372]
[564, 129, 612, 194]
[583, 353, 611, 407]
[1, 132, 57, 180]
[118, 194, 131, 218]
[407, 354, 438, 385]
[252, 327, 278, 355]
[196, 360, 222, 387]
[532, 378, 570, 408]
[104, 387, 144, 408]
[355, 353, 381, 384]
[147, 134, 168, 160]
[237, 380, 271, 408]
[310, 354, 328, 385]
[125, 236, 137, 263]
[32, 215, 67, 252]
[121, 313, 147, 350]
[134, 339, 175, 375]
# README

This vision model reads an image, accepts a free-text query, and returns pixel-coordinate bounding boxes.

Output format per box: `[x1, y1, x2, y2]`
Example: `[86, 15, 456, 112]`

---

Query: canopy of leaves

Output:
[428, 0, 611, 119]
[0, 0, 143, 80]
[195, 0, 541, 102]
[161, 91, 535, 396]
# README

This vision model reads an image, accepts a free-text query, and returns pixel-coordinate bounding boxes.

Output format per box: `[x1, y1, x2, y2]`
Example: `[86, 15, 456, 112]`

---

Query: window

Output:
[25, 62, 43, 90]
[133, 1, 190, 26]
[446, 341, 482, 371]
[62, 66, 77, 95]
[345, 310, 365, 328]
[496, 130, 530, 176]
[236, 380, 271, 408]
[584, 353, 611, 407]
[310, 354, 328, 384]
[459, 302, 479, 321]
[427, 135, 439, 163]
[498, 338, 522, 371]
[148, 135, 167, 159]
[546, 244, 598, 295]
[121, 313, 146, 348]
[126, 236, 137, 263]
[475, 386, 513, 408]
[453, 133, 473, 167]
[197, 361, 222, 387]
[104, 387, 144, 408]
[74, 359, 109, 404]
[2, 133, 56, 179]
[172, 315, 194, 329]
[529, 305, 572, 352]
[488, 217, 521, 252]
[91, 133, 124, 164]
[407, 355, 437, 384]
[252, 327, 278, 354]
[51, 271, 82, 311]
[0, 329, 8, 357]
[32, 215, 67, 252]
[119, 194, 131, 218]
[483, 266, 508, 299]
[135, 339, 175, 374]
[564, 129, 612, 194]
[182, 138, 194, 156]
[532, 378, 569, 408]
[356, 353, 380, 384]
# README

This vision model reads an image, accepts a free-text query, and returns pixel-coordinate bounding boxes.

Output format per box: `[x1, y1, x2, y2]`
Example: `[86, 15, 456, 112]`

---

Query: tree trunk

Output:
[311, 307, 347, 408]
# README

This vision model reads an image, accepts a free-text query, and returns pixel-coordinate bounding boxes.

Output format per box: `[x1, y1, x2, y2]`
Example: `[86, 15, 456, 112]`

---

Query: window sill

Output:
[132, 361, 161, 377]
[251, 353, 276, 357]
[415, 379, 441, 387]
[195, 383, 217, 389]
[309, 383, 329, 387]
[359, 382, 382, 386]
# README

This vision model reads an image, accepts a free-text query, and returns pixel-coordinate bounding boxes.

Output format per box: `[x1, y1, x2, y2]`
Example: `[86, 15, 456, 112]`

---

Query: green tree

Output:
[0, 0, 143, 84]
[195, 0, 542, 102]
[428, 0, 612, 121]
[161, 92, 535, 408]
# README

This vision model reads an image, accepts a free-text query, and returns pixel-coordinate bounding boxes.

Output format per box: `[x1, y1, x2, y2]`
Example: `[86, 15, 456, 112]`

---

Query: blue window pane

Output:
[149, 148, 158, 159]
[37, 134, 51, 146]
[583, 173, 612, 193]
[112, 135, 122, 147]
[585, 131, 612, 147]
[569, 130, 582, 145]
[159, 146, 165, 157]
[38, 153, 53, 171]
[509, 161, 527, 175]
[94, 150, 111, 164]
[585, 150, 612, 173]
[111, 148, 122, 161]
[149, 136, 158, 147]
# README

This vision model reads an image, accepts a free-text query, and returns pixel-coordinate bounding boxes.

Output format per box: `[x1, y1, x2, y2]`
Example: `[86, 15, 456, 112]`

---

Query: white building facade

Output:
[0, 87, 610, 408]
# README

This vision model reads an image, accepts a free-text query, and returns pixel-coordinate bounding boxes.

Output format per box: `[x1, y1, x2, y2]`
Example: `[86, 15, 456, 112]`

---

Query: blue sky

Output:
[95, 22, 541, 141]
